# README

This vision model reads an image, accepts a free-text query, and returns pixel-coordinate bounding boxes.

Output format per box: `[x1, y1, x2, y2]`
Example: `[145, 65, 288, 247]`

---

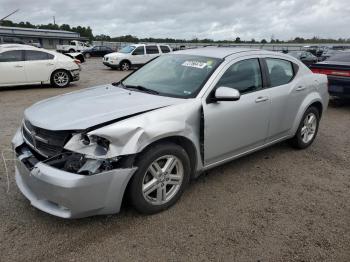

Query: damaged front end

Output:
[12, 121, 137, 218]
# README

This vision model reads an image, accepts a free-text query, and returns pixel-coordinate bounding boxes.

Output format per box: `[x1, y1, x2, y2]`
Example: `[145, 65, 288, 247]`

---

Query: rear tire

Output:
[289, 106, 320, 149]
[129, 143, 191, 214]
[84, 53, 91, 58]
[68, 49, 75, 53]
[50, 70, 71, 88]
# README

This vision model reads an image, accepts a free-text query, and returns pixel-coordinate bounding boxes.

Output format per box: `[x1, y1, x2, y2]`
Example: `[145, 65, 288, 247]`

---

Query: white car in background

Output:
[0, 44, 80, 88]
[103, 44, 172, 71]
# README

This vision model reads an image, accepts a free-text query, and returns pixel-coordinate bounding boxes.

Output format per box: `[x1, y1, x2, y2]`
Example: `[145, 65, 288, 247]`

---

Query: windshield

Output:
[122, 54, 222, 98]
[119, 45, 136, 54]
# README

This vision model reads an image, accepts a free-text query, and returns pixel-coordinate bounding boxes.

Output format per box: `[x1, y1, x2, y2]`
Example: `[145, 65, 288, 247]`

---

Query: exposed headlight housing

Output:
[80, 134, 110, 156]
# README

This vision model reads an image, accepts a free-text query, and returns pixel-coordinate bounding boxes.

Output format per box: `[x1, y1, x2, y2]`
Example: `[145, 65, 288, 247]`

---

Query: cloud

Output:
[1, 0, 349, 40]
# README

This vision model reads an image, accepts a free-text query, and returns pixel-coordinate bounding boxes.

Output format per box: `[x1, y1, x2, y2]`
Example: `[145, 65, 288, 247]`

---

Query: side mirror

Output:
[213, 86, 240, 102]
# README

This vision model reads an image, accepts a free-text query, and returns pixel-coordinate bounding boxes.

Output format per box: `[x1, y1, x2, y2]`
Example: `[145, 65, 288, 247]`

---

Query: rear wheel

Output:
[129, 143, 190, 214]
[84, 52, 91, 58]
[51, 70, 71, 88]
[289, 106, 320, 149]
[68, 49, 75, 53]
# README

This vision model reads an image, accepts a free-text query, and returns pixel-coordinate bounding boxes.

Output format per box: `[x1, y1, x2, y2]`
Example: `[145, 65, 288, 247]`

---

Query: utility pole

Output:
[53, 16, 56, 25]
[0, 9, 19, 23]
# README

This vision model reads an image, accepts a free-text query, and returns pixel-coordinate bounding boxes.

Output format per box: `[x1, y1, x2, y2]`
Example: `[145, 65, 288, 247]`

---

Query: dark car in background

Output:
[288, 51, 318, 66]
[82, 46, 114, 58]
[319, 49, 342, 61]
[310, 52, 350, 98]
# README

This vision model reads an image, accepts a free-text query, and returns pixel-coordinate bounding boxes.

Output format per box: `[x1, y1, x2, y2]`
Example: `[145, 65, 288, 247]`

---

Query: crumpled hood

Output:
[24, 84, 184, 130]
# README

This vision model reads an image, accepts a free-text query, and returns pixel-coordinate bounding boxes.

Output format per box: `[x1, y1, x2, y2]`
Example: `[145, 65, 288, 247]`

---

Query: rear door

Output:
[24, 50, 55, 83]
[145, 45, 160, 62]
[0, 50, 26, 85]
[263, 57, 306, 141]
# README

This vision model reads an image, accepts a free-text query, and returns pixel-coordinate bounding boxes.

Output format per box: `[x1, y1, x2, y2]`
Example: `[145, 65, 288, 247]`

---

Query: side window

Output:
[146, 45, 159, 54]
[25, 50, 54, 61]
[133, 46, 145, 55]
[265, 58, 294, 87]
[160, 46, 171, 53]
[0, 50, 24, 62]
[215, 59, 262, 94]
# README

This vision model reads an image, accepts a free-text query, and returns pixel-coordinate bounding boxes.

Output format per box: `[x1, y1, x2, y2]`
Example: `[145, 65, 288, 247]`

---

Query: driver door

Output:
[131, 46, 147, 65]
[202, 58, 271, 166]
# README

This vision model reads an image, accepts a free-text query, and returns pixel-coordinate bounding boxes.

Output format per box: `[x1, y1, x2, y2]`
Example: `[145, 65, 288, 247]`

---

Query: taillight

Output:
[311, 68, 350, 77]
[74, 59, 81, 65]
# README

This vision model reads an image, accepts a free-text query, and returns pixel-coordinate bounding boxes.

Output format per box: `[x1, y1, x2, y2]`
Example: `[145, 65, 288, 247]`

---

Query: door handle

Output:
[255, 96, 269, 103]
[296, 86, 306, 91]
[14, 65, 23, 68]
[46, 63, 54, 66]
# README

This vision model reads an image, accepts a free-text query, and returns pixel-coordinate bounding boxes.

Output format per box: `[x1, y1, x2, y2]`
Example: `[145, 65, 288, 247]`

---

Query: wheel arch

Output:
[136, 135, 198, 179]
[119, 59, 131, 67]
[291, 93, 324, 136]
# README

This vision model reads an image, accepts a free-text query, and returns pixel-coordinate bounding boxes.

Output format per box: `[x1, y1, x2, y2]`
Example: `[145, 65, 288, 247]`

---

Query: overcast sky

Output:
[1, 0, 349, 40]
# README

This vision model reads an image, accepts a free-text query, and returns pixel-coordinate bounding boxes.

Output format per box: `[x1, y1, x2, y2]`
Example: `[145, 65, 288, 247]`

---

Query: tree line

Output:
[2, 20, 350, 44]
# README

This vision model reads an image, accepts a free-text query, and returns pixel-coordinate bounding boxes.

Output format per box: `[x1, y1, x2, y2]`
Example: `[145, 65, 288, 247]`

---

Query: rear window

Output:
[160, 46, 171, 53]
[25, 50, 54, 61]
[326, 53, 350, 62]
[146, 45, 159, 54]
[266, 58, 294, 87]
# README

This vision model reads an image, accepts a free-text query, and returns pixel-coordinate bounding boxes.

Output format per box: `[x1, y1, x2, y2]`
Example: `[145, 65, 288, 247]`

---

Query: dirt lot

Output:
[0, 58, 349, 262]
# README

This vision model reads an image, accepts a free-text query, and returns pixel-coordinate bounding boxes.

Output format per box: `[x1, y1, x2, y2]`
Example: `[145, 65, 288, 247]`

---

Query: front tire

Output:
[51, 70, 71, 88]
[129, 143, 191, 214]
[84, 52, 91, 58]
[120, 61, 130, 71]
[290, 106, 320, 149]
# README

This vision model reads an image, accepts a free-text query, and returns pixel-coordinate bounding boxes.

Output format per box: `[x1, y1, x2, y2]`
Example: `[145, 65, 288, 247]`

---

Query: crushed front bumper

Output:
[12, 129, 137, 219]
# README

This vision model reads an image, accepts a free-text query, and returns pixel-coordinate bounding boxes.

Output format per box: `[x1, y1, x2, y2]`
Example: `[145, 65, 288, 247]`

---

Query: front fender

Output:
[64, 100, 202, 160]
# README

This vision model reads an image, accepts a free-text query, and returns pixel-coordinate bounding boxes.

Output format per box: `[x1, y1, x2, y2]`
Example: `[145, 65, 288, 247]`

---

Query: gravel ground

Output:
[0, 58, 349, 262]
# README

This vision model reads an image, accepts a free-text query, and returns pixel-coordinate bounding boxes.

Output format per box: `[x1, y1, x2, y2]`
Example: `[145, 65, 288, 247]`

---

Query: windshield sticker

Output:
[182, 61, 207, 69]
[207, 60, 214, 69]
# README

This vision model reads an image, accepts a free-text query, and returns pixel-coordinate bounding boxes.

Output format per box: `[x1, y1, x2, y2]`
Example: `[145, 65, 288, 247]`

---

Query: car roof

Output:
[0, 44, 40, 51]
[173, 47, 262, 59]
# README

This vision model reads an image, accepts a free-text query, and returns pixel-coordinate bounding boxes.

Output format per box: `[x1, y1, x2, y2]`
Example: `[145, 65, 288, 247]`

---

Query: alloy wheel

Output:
[121, 62, 129, 71]
[142, 155, 184, 205]
[53, 71, 69, 87]
[300, 112, 317, 143]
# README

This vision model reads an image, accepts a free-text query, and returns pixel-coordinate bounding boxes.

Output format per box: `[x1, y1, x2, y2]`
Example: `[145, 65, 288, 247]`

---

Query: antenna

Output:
[0, 9, 19, 22]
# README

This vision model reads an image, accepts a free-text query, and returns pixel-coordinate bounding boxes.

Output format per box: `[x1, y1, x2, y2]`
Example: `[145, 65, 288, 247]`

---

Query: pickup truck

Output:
[56, 40, 91, 53]
[310, 52, 350, 98]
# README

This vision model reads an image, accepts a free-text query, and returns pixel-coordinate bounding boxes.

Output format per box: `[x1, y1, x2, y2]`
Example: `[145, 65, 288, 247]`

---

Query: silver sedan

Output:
[12, 47, 329, 218]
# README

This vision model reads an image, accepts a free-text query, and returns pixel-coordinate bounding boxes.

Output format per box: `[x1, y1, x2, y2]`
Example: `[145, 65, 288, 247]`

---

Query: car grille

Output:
[22, 120, 71, 158]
